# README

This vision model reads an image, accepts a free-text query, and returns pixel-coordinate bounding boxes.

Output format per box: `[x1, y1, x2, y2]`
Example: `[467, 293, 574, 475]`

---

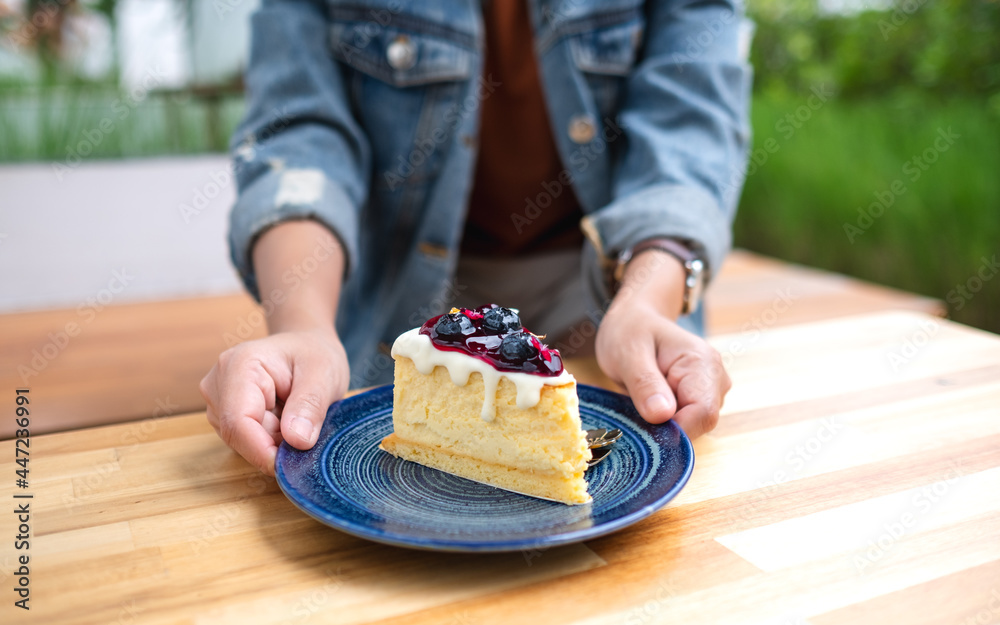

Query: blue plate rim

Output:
[275, 384, 694, 552]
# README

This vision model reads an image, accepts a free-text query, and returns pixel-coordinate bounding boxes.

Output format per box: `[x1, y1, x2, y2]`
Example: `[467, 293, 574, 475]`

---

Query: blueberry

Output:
[482, 307, 521, 335]
[499, 332, 538, 364]
[434, 312, 474, 340]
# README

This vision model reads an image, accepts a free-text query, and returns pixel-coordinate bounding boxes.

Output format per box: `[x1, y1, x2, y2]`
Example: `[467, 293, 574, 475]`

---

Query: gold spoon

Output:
[584, 428, 622, 468]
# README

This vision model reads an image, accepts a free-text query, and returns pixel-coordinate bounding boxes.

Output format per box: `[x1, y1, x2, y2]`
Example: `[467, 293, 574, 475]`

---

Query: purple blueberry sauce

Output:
[419, 304, 564, 376]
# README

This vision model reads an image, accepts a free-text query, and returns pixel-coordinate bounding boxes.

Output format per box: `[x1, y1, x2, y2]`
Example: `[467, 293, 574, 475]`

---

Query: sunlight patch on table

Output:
[676, 381, 1000, 505]
[715, 465, 1000, 572]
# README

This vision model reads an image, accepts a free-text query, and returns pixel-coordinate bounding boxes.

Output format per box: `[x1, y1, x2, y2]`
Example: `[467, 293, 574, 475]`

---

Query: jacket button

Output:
[568, 115, 596, 144]
[386, 36, 417, 71]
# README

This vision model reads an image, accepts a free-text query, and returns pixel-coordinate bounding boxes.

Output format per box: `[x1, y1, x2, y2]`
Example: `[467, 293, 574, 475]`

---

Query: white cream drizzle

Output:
[391, 328, 575, 421]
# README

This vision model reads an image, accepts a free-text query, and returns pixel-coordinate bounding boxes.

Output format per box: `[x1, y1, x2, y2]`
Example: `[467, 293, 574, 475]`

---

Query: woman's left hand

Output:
[595, 250, 731, 438]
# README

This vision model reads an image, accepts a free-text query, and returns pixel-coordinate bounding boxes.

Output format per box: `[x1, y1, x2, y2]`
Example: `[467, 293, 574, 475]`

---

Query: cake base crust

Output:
[380, 434, 592, 505]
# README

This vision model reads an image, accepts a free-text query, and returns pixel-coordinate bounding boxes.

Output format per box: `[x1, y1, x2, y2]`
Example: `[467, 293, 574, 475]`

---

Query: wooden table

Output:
[0, 250, 944, 438]
[3, 310, 998, 625]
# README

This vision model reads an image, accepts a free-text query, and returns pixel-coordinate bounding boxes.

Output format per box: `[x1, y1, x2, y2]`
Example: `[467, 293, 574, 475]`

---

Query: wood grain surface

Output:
[2, 310, 996, 625]
[0, 250, 944, 437]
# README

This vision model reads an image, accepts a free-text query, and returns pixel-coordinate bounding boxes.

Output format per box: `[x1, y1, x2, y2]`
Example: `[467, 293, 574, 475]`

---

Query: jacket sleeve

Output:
[228, 0, 371, 300]
[582, 0, 752, 299]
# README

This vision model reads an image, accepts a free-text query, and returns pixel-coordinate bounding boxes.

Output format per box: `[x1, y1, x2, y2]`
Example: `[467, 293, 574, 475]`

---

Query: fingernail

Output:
[289, 417, 314, 443]
[646, 394, 671, 415]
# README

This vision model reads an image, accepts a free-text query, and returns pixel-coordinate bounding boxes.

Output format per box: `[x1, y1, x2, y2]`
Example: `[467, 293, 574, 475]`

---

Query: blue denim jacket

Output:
[228, 0, 752, 387]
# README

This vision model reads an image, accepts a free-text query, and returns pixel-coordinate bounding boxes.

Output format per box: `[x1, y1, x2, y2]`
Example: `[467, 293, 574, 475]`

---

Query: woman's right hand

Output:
[202, 219, 348, 474]
[200, 327, 349, 476]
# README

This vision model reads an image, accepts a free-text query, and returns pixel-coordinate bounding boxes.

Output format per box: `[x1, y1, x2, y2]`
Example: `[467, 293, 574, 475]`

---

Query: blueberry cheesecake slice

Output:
[379, 305, 592, 505]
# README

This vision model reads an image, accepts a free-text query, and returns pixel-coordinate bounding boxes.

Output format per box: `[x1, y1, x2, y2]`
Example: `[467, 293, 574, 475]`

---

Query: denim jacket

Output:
[228, 0, 752, 387]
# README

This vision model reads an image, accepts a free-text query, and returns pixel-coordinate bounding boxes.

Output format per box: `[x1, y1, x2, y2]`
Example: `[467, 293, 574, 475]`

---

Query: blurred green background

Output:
[1, 0, 998, 331]
[740, 0, 1000, 334]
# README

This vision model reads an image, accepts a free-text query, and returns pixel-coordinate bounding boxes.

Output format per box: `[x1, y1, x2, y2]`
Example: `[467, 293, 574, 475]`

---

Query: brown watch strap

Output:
[629, 238, 697, 265]
[612, 237, 704, 315]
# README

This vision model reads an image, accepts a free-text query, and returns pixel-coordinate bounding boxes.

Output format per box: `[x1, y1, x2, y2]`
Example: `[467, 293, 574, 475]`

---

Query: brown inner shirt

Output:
[460, 0, 584, 257]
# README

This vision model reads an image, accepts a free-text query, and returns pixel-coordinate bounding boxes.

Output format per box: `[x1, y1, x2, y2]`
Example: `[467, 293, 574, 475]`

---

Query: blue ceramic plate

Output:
[276, 384, 693, 552]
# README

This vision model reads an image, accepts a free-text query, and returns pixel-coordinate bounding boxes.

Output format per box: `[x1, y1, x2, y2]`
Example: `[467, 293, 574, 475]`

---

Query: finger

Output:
[214, 359, 280, 473]
[200, 367, 221, 429]
[280, 365, 337, 449]
[212, 374, 279, 474]
[227, 416, 279, 476]
[620, 343, 678, 424]
[672, 403, 716, 438]
[262, 409, 282, 446]
[670, 369, 723, 438]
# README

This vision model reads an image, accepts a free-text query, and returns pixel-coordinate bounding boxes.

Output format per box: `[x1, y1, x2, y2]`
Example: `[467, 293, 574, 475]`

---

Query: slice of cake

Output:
[380, 304, 592, 505]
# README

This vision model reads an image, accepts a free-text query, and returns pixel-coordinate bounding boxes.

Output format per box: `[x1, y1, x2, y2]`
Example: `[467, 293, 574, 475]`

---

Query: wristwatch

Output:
[613, 238, 706, 315]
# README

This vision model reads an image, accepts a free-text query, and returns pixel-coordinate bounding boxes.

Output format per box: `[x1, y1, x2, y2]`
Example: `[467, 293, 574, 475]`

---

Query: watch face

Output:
[684, 259, 706, 315]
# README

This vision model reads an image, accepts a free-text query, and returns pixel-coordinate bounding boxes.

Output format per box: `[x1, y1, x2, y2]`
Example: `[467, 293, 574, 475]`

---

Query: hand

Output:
[595, 251, 731, 438]
[200, 328, 349, 475]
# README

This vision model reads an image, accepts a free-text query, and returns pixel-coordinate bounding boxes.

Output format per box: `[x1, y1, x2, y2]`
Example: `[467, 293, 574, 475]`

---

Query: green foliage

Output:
[749, 0, 1000, 101]
[0, 87, 244, 161]
[735, 94, 1000, 333]
[738, 0, 1000, 333]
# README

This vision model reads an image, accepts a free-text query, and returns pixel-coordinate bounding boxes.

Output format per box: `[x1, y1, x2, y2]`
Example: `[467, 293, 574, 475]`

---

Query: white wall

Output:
[0, 155, 243, 312]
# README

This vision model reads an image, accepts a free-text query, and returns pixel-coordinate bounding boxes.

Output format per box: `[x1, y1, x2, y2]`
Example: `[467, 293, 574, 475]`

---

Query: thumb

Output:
[280, 369, 336, 450]
[622, 346, 677, 424]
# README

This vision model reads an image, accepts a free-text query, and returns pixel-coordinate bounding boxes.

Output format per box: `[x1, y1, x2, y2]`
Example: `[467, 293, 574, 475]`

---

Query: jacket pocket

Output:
[569, 18, 643, 76]
[326, 7, 477, 256]
[568, 17, 643, 118]
[329, 15, 474, 87]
